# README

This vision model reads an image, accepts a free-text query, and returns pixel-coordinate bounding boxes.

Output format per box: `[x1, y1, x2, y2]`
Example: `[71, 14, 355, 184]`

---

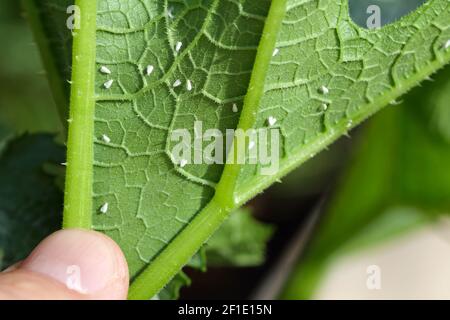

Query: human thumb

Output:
[0, 229, 129, 300]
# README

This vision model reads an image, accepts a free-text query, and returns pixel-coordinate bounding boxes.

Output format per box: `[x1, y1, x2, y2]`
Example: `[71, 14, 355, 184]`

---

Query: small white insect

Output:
[319, 85, 329, 95]
[102, 134, 111, 143]
[186, 79, 193, 91]
[67, 118, 73, 123]
[103, 79, 114, 89]
[321, 103, 328, 111]
[272, 48, 279, 57]
[232, 103, 238, 113]
[248, 141, 256, 150]
[175, 41, 183, 52]
[444, 39, 450, 50]
[100, 66, 111, 74]
[100, 203, 109, 214]
[61, 162, 67, 166]
[173, 79, 182, 87]
[179, 159, 188, 168]
[145, 65, 154, 76]
[167, 6, 174, 19]
[267, 116, 277, 126]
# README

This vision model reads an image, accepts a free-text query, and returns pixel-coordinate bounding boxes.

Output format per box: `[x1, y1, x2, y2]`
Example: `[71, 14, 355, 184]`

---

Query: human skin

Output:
[0, 229, 129, 300]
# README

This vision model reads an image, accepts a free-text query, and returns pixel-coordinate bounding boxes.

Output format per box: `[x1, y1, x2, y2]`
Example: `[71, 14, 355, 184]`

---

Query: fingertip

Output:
[20, 229, 129, 299]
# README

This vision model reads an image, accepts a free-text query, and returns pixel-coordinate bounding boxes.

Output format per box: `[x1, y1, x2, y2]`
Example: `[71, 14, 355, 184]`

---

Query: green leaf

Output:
[60, 0, 450, 299]
[281, 64, 450, 299]
[0, 2, 63, 136]
[0, 134, 65, 269]
[206, 208, 274, 267]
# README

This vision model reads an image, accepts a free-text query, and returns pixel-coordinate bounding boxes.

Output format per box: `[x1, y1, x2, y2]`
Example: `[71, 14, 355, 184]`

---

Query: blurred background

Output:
[1, 0, 449, 300]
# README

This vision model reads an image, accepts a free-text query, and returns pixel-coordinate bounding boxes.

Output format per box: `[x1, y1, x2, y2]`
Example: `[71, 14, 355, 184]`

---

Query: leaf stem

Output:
[128, 0, 287, 300]
[62, 0, 97, 229]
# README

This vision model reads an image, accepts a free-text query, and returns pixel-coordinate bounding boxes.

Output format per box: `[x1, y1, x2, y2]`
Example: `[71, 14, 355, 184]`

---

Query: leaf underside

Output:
[92, 0, 272, 279]
[61, 0, 450, 298]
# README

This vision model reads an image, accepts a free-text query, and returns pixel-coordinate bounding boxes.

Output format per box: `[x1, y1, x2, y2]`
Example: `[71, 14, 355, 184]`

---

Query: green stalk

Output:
[63, 0, 97, 229]
[128, 0, 287, 300]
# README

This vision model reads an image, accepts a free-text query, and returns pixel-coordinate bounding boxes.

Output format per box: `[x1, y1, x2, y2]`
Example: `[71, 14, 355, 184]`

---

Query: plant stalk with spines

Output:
[63, 0, 97, 229]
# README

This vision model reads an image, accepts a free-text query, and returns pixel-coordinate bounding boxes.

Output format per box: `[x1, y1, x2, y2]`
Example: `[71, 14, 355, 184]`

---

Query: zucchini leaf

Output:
[35, 0, 450, 299]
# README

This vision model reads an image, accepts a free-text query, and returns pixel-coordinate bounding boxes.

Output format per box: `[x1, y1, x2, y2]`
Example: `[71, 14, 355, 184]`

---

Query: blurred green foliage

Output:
[0, 1, 62, 140]
[282, 64, 450, 299]
[0, 134, 65, 269]
[205, 208, 274, 267]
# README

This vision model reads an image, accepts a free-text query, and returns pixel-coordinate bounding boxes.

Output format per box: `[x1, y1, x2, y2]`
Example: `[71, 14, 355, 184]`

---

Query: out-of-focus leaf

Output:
[0, 2, 63, 136]
[205, 208, 274, 267]
[0, 134, 65, 269]
[282, 65, 450, 299]
[21, 0, 73, 123]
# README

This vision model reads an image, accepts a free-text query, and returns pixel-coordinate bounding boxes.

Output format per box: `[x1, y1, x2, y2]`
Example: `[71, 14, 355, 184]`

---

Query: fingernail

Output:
[20, 229, 128, 299]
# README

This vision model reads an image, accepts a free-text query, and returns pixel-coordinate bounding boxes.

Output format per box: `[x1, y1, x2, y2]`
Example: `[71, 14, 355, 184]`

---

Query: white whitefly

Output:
[319, 85, 329, 95]
[390, 99, 402, 105]
[145, 65, 154, 76]
[346, 120, 353, 128]
[272, 48, 279, 57]
[103, 79, 114, 89]
[102, 134, 111, 143]
[321, 103, 328, 111]
[167, 6, 174, 19]
[175, 41, 183, 52]
[267, 116, 277, 126]
[100, 66, 111, 74]
[186, 79, 193, 91]
[444, 39, 450, 50]
[100, 203, 109, 214]
[61, 162, 67, 166]
[179, 159, 188, 168]
[232, 103, 238, 113]
[173, 79, 182, 87]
